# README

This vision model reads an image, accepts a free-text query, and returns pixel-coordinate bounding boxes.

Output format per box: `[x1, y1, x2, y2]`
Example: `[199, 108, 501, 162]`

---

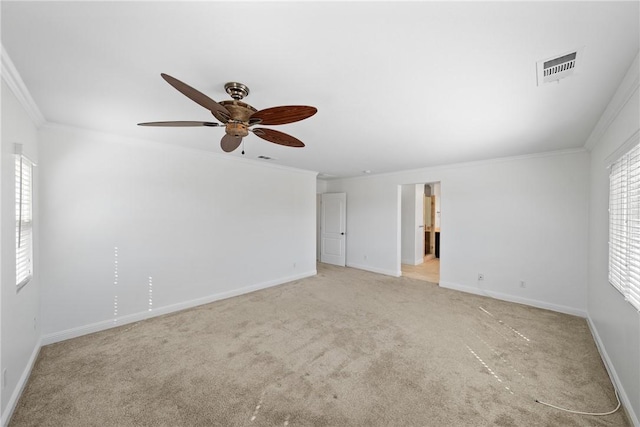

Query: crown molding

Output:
[1, 44, 46, 127]
[332, 147, 588, 182]
[584, 52, 640, 150]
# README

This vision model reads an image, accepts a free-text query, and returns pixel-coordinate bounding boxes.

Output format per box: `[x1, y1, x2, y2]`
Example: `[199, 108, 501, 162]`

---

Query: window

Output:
[16, 153, 34, 290]
[609, 142, 640, 311]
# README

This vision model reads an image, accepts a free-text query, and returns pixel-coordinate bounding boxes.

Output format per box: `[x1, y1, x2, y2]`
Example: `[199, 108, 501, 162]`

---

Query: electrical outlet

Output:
[293, 262, 297, 269]
[364, 255, 367, 260]
[478, 273, 484, 281]
[520, 280, 526, 288]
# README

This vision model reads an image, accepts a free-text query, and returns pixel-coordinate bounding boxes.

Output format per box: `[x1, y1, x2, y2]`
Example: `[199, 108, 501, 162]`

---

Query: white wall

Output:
[1, 80, 41, 421]
[327, 149, 589, 316]
[38, 124, 317, 342]
[316, 179, 327, 194]
[325, 177, 402, 277]
[586, 53, 639, 425]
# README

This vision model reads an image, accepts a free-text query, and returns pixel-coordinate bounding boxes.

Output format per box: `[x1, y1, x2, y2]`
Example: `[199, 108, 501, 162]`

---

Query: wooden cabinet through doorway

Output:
[424, 195, 436, 256]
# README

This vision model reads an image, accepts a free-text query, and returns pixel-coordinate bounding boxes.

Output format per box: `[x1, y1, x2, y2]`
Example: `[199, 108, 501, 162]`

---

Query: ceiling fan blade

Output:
[250, 106, 317, 126]
[221, 134, 242, 152]
[137, 121, 221, 127]
[161, 73, 230, 121]
[252, 128, 305, 147]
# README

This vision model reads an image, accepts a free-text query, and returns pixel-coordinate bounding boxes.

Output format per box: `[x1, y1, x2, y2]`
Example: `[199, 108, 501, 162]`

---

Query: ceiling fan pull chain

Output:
[242, 139, 245, 155]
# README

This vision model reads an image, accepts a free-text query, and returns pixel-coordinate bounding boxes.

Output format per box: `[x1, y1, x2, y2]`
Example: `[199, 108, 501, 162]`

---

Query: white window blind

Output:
[15, 154, 33, 290]
[609, 142, 640, 311]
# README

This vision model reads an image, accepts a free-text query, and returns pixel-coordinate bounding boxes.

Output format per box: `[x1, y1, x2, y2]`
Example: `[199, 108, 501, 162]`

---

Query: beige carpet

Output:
[10, 264, 628, 426]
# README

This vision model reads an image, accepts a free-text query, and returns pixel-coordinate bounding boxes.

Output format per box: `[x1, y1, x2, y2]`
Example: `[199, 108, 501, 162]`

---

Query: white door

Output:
[320, 192, 346, 266]
[415, 187, 425, 261]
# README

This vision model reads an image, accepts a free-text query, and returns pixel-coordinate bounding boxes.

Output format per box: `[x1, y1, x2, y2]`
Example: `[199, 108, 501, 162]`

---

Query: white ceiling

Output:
[2, 1, 638, 178]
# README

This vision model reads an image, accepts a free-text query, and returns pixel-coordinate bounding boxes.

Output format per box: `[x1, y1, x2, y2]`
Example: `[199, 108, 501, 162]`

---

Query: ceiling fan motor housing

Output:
[213, 100, 257, 123]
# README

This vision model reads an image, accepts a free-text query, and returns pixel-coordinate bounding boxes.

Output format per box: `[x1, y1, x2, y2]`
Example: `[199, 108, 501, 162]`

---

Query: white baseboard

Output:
[42, 270, 316, 345]
[347, 263, 401, 277]
[587, 317, 639, 427]
[2, 338, 41, 427]
[439, 281, 587, 318]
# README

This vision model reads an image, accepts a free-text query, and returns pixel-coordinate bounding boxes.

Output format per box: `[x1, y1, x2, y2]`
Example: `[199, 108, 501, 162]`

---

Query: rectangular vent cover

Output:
[536, 47, 583, 86]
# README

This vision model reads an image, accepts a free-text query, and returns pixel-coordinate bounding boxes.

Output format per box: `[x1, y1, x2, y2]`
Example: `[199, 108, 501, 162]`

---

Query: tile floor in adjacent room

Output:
[401, 257, 440, 283]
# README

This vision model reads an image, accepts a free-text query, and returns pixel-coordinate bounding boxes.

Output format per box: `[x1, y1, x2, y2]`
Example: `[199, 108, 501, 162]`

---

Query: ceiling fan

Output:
[138, 74, 317, 154]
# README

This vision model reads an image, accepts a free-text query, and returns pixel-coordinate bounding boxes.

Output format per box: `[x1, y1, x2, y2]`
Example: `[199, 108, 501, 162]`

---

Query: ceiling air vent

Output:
[536, 47, 583, 86]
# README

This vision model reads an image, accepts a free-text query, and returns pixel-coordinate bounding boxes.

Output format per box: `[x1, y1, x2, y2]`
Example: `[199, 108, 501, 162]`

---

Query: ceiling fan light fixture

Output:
[225, 122, 249, 137]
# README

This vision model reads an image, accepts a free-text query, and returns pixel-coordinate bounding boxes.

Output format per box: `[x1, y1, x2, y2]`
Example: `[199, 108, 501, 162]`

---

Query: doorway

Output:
[400, 182, 440, 283]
